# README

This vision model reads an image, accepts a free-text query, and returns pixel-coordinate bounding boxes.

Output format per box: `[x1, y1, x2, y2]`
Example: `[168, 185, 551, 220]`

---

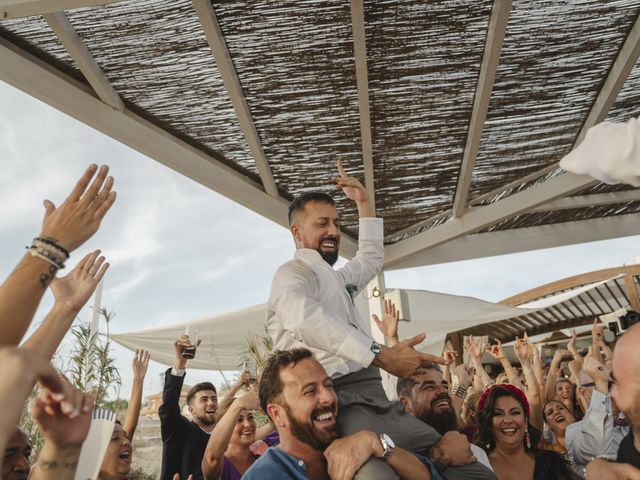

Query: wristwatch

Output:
[378, 433, 395, 461]
[371, 341, 382, 355]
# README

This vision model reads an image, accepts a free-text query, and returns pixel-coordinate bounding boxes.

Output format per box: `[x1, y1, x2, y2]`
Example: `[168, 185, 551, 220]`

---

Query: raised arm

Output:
[464, 335, 493, 389]
[443, 351, 458, 388]
[545, 349, 570, 403]
[30, 376, 93, 480]
[0, 164, 115, 346]
[159, 336, 195, 435]
[591, 320, 605, 364]
[219, 370, 255, 405]
[451, 363, 474, 424]
[372, 299, 400, 347]
[0, 348, 64, 465]
[514, 335, 543, 432]
[530, 341, 546, 404]
[22, 251, 109, 359]
[487, 340, 523, 390]
[568, 355, 615, 465]
[333, 159, 375, 219]
[123, 349, 150, 440]
[202, 388, 259, 480]
[333, 161, 384, 293]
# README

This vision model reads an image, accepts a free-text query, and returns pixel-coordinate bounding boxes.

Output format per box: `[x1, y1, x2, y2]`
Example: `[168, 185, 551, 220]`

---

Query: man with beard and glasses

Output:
[267, 162, 496, 480]
[243, 348, 440, 479]
[159, 336, 218, 480]
[396, 363, 491, 470]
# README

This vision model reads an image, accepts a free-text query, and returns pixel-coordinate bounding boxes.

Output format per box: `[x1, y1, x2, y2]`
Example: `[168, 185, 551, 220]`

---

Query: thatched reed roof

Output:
[2, 0, 640, 269]
[453, 264, 640, 346]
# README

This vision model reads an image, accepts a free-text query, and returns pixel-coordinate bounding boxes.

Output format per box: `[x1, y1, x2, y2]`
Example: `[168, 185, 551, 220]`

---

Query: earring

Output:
[525, 430, 531, 449]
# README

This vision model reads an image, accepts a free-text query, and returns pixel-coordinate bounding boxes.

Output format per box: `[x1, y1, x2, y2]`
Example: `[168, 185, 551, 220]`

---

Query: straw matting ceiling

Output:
[2, 0, 640, 268]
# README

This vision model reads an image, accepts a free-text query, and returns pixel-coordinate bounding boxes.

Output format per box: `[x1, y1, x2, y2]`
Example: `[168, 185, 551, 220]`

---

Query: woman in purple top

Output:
[202, 386, 273, 480]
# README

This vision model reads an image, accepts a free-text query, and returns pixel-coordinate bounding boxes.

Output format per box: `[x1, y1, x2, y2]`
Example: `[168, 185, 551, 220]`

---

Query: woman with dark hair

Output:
[476, 384, 579, 480]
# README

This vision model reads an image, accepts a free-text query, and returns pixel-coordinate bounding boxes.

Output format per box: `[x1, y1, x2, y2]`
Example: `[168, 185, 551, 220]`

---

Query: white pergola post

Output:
[366, 270, 397, 400]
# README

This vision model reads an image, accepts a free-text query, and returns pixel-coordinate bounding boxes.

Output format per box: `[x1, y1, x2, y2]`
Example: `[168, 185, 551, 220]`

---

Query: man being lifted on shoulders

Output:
[267, 161, 495, 479]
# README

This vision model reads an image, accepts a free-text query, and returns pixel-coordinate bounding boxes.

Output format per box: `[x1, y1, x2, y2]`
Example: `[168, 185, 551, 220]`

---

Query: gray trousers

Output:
[333, 367, 497, 480]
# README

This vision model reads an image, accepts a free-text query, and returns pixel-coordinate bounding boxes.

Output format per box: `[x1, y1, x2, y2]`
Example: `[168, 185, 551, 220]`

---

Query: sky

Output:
[1, 80, 639, 402]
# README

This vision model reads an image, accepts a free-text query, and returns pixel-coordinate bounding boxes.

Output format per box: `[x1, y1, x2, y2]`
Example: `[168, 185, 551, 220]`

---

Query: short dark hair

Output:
[288, 192, 335, 225]
[186, 382, 217, 405]
[396, 362, 443, 398]
[259, 348, 313, 415]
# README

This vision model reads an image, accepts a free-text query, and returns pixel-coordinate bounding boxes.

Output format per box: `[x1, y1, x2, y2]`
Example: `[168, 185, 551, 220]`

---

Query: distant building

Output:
[140, 383, 193, 419]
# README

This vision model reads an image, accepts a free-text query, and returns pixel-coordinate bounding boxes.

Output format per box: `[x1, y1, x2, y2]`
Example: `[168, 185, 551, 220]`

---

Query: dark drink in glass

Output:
[182, 326, 200, 359]
[182, 345, 196, 359]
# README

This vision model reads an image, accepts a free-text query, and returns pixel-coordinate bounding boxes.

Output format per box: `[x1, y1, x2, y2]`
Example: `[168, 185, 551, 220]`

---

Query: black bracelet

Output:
[453, 385, 468, 398]
[34, 236, 70, 258]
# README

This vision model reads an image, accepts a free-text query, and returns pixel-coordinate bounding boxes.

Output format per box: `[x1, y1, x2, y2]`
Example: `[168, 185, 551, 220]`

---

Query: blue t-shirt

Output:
[241, 446, 442, 480]
[241, 447, 324, 480]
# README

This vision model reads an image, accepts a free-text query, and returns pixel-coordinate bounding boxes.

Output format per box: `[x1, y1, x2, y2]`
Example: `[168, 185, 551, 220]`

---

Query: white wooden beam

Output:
[384, 210, 450, 242]
[192, 0, 279, 198]
[43, 11, 124, 111]
[0, 37, 359, 258]
[386, 213, 640, 270]
[0, 0, 124, 19]
[468, 164, 559, 207]
[531, 189, 640, 212]
[384, 172, 594, 267]
[350, 0, 375, 209]
[452, 0, 511, 218]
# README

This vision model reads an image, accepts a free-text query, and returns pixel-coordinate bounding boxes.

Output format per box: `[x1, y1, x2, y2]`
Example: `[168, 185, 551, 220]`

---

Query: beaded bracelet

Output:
[29, 250, 63, 270]
[452, 384, 469, 399]
[26, 238, 67, 270]
[32, 237, 69, 260]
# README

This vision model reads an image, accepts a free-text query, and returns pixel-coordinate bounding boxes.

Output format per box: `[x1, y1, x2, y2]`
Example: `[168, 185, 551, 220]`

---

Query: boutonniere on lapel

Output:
[345, 284, 358, 303]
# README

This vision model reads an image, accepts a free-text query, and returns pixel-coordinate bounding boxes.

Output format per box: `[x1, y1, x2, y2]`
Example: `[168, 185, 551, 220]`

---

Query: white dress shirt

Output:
[471, 445, 492, 471]
[267, 217, 384, 379]
[566, 390, 630, 474]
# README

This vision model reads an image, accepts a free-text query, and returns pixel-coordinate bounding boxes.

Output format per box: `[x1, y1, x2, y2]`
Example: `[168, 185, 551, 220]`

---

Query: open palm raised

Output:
[50, 250, 110, 311]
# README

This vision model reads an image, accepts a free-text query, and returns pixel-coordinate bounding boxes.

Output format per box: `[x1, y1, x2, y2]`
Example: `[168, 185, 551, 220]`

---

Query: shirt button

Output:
[298, 460, 304, 467]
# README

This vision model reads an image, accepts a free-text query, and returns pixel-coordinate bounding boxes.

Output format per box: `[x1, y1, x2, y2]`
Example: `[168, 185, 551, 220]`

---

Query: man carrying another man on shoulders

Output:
[267, 161, 495, 479]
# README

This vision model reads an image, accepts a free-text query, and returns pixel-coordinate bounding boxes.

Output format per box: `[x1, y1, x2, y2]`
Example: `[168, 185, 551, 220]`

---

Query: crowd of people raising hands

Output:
[1, 163, 640, 480]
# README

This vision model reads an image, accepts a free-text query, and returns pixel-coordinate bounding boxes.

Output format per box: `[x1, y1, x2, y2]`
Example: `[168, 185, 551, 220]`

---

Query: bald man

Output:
[611, 323, 640, 468]
[584, 324, 640, 479]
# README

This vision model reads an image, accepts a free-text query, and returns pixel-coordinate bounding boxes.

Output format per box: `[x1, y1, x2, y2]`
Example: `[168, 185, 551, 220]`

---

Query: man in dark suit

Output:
[159, 335, 218, 480]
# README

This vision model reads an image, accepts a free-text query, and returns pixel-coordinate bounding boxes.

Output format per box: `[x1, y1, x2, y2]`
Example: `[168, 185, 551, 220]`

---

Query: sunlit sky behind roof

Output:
[1, 81, 638, 401]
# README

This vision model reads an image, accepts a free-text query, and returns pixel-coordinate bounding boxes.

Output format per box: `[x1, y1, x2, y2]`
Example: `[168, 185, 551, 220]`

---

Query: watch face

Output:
[371, 342, 382, 355]
[383, 433, 395, 449]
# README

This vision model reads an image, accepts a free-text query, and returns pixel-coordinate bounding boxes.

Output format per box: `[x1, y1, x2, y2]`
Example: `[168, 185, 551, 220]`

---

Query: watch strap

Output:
[378, 433, 395, 461]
